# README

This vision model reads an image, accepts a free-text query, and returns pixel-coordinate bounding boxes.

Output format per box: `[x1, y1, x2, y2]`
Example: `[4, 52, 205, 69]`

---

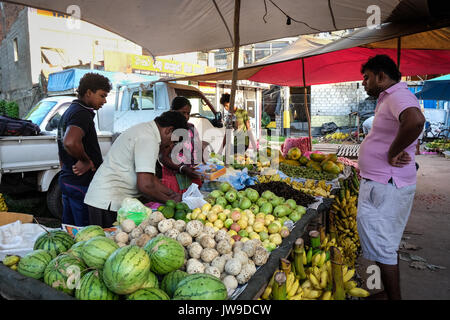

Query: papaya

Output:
[287, 147, 302, 160]
[299, 156, 309, 166]
[335, 162, 345, 172]
[282, 159, 300, 166]
[320, 153, 338, 166]
[322, 161, 341, 174]
[310, 153, 326, 162]
[310, 162, 322, 172]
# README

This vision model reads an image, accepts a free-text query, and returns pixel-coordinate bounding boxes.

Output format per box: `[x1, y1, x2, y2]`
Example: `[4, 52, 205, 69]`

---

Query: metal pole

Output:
[302, 58, 312, 151]
[225, 0, 241, 165]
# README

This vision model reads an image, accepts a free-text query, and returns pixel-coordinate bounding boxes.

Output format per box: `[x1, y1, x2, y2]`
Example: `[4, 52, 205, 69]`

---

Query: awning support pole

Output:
[226, 0, 241, 165]
[302, 58, 312, 151]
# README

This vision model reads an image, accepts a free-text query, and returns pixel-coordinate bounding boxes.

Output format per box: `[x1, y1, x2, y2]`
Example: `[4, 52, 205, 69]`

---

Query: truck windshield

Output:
[25, 101, 58, 125]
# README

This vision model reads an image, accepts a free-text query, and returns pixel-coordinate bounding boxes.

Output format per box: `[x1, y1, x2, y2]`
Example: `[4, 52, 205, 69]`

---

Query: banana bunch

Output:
[261, 234, 369, 300]
[2, 255, 20, 271]
[0, 193, 8, 212]
[258, 176, 334, 198]
[331, 171, 361, 267]
[257, 173, 282, 183]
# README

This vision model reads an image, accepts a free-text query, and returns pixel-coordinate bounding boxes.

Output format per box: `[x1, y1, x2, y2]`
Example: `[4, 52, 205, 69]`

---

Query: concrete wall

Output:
[0, 8, 37, 117]
[310, 81, 370, 128]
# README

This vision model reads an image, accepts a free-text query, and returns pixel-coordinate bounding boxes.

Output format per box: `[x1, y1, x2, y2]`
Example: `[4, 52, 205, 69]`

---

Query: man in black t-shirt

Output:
[57, 73, 112, 226]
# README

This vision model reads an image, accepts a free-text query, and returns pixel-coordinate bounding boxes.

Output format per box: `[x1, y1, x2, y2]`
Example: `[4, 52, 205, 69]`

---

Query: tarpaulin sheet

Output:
[47, 68, 158, 92]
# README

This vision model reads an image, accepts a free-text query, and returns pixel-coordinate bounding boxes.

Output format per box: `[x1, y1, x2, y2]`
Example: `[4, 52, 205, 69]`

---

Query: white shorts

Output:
[356, 178, 416, 265]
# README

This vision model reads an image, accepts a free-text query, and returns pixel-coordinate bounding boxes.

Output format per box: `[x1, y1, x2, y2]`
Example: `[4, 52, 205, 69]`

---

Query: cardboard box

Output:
[0, 212, 34, 226]
[195, 164, 226, 181]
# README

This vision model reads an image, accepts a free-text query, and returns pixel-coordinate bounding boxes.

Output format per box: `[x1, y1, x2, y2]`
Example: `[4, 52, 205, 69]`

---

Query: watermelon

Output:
[161, 270, 188, 298]
[103, 245, 150, 295]
[44, 254, 87, 296]
[17, 249, 53, 280]
[143, 236, 185, 275]
[34, 230, 75, 258]
[67, 241, 86, 260]
[75, 270, 119, 300]
[74, 225, 105, 243]
[140, 271, 159, 289]
[81, 236, 119, 269]
[127, 288, 170, 300]
[173, 273, 227, 300]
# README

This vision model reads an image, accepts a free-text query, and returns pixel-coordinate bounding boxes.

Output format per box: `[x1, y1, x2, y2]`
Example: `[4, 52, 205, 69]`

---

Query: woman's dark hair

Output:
[171, 96, 191, 110]
[155, 111, 188, 130]
[361, 55, 402, 82]
[220, 93, 230, 105]
[77, 73, 112, 98]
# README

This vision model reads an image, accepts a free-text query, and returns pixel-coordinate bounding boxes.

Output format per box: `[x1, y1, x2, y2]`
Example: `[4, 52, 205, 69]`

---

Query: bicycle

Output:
[422, 121, 450, 142]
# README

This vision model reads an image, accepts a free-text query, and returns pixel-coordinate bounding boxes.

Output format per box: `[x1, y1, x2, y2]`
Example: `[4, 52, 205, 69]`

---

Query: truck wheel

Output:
[47, 179, 63, 220]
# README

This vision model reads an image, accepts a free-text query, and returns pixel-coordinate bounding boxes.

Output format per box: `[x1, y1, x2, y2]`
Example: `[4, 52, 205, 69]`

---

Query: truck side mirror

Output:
[214, 112, 223, 128]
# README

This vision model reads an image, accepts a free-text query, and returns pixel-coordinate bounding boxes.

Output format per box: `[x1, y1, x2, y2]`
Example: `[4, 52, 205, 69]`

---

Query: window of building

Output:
[13, 38, 19, 62]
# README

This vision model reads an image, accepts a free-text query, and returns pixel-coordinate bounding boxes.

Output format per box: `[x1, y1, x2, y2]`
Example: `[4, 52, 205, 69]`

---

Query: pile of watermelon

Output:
[14, 225, 227, 300]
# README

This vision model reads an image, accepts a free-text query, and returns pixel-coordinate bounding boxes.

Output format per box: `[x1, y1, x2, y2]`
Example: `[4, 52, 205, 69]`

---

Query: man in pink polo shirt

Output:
[357, 55, 425, 300]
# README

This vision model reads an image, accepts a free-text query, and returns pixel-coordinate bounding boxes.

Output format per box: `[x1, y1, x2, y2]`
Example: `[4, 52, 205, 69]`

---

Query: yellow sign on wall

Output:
[130, 54, 214, 76]
[104, 51, 215, 77]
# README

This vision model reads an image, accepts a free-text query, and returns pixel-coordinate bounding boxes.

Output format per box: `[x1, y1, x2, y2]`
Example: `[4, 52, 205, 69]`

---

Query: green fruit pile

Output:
[279, 163, 338, 181]
[157, 200, 192, 221]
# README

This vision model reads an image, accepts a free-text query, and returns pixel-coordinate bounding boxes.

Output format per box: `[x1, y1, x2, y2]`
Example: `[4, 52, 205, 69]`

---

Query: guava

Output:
[261, 190, 274, 200]
[285, 199, 297, 210]
[225, 190, 237, 203]
[249, 204, 259, 214]
[239, 197, 252, 210]
[257, 198, 268, 207]
[215, 196, 228, 208]
[260, 202, 273, 215]
[245, 188, 260, 203]
[219, 182, 232, 193]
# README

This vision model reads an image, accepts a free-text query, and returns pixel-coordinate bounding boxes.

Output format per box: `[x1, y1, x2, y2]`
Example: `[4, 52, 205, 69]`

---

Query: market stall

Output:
[0, 146, 365, 301]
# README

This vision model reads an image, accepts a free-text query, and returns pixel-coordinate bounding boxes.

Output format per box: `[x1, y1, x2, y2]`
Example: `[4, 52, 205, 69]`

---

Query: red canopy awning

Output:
[248, 47, 450, 86]
[171, 21, 450, 86]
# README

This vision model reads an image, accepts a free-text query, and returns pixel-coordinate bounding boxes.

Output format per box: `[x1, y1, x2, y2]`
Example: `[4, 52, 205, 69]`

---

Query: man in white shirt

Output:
[84, 111, 188, 227]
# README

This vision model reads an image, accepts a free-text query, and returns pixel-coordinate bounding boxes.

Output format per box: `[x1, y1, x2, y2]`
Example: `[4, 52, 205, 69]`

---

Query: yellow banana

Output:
[321, 236, 329, 249]
[262, 286, 272, 299]
[289, 292, 304, 300]
[287, 280, 300, 298]
[342, 265, 348, 276]
[296, 286, 304, 295]
[318, 251, 327, 267]
[311, 253, 321, 267]
[348, 287, 370, 298]
[301, 279, 312, 289]
[344, 281, 357, 291]
[2, 255, 20, 267]
[309, 273, 321, 290]
[321, 291, 332, 300]
[320, 270, 328, 289]
[10, 264, 18, 271]
[286, 272, 295, 293]
[343, 268, 355, 283]
[313, 266, 321, 280]
[302, 250, 307, 265]
[304, 289, 322, 299]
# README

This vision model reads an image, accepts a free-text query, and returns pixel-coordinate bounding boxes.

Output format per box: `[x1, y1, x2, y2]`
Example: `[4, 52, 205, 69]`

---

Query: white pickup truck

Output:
[0, 70, 225, 219]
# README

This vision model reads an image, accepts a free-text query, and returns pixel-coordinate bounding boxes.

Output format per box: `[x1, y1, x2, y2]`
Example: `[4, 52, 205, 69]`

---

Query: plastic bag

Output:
[117, 197, 151, 226]
[182, 183, 207, 210]
[217, 168, 258, 190]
